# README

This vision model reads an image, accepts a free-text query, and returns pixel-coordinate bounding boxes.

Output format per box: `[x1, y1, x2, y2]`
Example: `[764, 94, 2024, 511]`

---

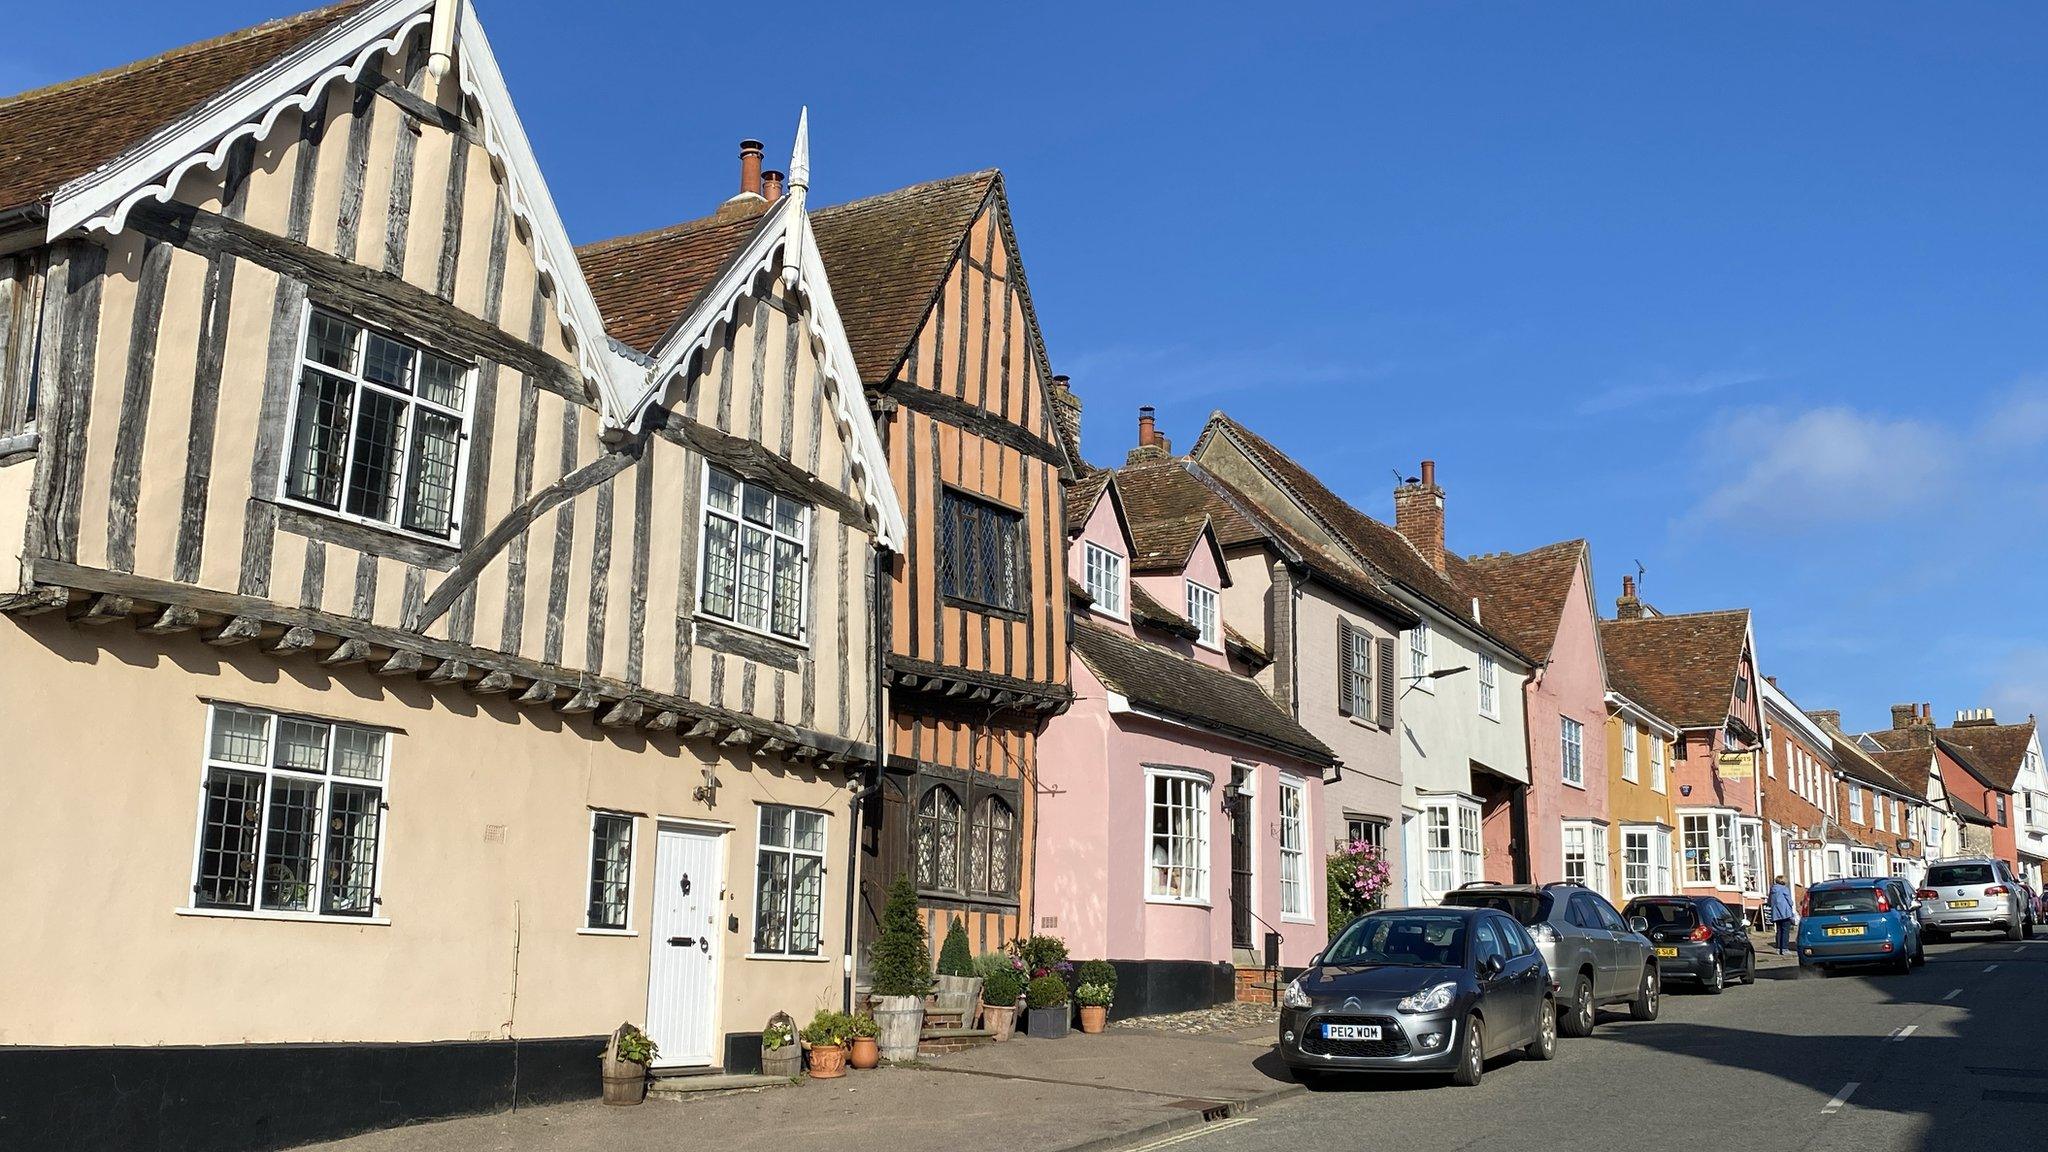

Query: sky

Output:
[8, 1, 2046, 734]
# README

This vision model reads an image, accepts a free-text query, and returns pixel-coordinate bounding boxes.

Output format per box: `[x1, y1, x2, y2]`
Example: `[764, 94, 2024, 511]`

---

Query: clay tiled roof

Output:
[1071, 618, 1334, 765]
[0, 2, 365, 217]
[1596, 610, 1751, 730]
[1200, 414, 1519, 657]
[1865, 748, 1932, 797]
[1862, 719, 2036, 793]
[1065, 468, 1112, 535]
[1831, 733, 1909, 796]
[1453, 540, 1587, 666]
[578, 170, 997, 383]
[1111, 458, 1255, 573]
[1128, 583, 1199, 640]
[1950, 792, 1991, 825]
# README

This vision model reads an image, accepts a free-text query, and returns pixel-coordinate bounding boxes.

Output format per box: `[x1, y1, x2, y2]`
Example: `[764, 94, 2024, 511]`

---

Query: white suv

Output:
[1917, 858, 2034, 942]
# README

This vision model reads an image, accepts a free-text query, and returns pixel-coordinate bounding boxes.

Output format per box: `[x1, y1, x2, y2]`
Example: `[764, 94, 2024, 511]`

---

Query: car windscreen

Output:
[1324, 914, 1468, 968]
[1442, 891, 1550, 926]
[1629, 902, 1698, 929]
[1926, 864, 1995, 887]
[1809, 887, 1881, 915]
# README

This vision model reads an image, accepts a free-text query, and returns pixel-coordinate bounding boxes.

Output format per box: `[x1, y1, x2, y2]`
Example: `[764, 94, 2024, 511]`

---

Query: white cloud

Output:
[1985, 646, 2048, 727]
[1690, 406, 1953, 530]
[1577, 368, 1766, 415]
[1980, 379, 2048, 449]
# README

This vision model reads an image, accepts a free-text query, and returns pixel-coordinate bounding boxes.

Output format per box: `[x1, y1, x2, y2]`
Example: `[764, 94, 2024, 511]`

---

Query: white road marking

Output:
[1888, 1025, 1919, 1042]
[1124, 1117, 1258, 1152]
[1822, 1082, 1860, 1115]
[1944, 988, 1962, 1001]
[1986, 964, 2001, 973]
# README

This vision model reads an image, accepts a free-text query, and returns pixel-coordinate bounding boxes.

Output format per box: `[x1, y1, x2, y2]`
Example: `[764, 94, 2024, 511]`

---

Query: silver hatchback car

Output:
[1441, 882, 1659, 1036]
[1917, 858, 2035, 941]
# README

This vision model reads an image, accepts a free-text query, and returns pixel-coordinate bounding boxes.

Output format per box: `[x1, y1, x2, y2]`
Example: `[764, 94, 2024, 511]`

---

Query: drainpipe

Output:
[842, 542, 892, 1011]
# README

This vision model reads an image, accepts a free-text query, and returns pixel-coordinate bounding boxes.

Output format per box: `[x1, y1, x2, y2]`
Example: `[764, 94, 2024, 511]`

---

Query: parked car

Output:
[1798, 877, 1925, 974]
[1278, 907, 1554, 1087]
[1622, 895, 1756, 993]
[1917, 858, 2035, 942]
[1441, 882, 1658, 1035]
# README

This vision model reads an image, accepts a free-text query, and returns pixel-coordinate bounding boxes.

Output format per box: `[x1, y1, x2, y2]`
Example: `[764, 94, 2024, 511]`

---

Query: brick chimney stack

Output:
[1126, 405, 1171, 464]
[1891, 703, 1918, 731]
[1393, 460, 1446, 573]
[1809, 709, 1843, 732]
[1616, 574, 1644, 620]
[1049, 375, 1082, 462]
[738, 139, 764, 197]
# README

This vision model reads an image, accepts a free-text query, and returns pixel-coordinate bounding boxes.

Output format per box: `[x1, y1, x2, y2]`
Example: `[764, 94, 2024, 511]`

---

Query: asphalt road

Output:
[1131, 937, 2048, 1152]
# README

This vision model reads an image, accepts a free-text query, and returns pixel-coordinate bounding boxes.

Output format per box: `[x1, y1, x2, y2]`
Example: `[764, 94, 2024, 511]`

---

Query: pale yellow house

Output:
[0, 3, 903, 1147]
[1603, 688, 1681, 902]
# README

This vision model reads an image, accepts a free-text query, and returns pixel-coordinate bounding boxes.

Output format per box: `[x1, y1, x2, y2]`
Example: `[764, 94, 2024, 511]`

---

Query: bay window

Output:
[1421, 795, 1483, 897]
[1564, 820, 1610, 896]
[1681, 812, 1715, 887]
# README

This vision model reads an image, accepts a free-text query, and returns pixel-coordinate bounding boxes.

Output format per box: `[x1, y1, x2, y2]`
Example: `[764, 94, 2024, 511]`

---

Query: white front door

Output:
[646, 825, 725, 1068]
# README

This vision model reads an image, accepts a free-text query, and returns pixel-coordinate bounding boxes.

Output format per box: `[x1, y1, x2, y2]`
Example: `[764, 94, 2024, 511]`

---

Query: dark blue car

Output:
[1797, 877, 1924, 974]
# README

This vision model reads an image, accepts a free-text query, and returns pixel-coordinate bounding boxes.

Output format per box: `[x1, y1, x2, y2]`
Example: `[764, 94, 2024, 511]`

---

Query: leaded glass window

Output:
[699, 466, 809, 641]
[754, 806, 826, 955]
[586, 813, 634, 931]
[916, 786, 963, 891]
[968, 795, 1015, 896]
[938, 489, 1022, 612]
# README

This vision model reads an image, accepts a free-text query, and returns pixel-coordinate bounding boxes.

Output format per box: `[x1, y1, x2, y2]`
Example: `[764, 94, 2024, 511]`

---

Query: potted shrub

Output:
[1074, 981, 1113, 1034]
[1075, 960, 1118, 1019]
[760, 1013, 800, 1079]
[868, 876, 934, 1061]
[933, 918, 984, 1027]
[1009, 933, 1070, 980]
[802, 1010, 850, 1079]
[601, 1023, 657, 1105]
[981, 965, 1025, 1041]
[847, 1013, 881, 1069]
[1025, 974, 1071, 1039]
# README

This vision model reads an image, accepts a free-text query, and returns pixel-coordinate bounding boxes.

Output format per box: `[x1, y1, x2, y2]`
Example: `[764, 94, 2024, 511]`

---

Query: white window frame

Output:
[1848, 784, 1865, 825]
[1621, 723, 1639, 783]
[1561, 716, 1585, 788]
[1185, 581, 1221, 650]
[1408, 620, 1433, 691]
[1278, 777, 1310, 921]
[1562, 820, 1590, 888]
[277, 302, 476, 546]
[752, 804, 829, 957]
[1680, 810, 1716, 887]
[1343, 815, 1388, 851]
[182, 702, 392, 925]
[1419, 793, 1483, 898]
[1477, 653, 1498, 719]
[1716, 811, 1741, 890]
[1082, 541, 1126, 619]
[1851, 847, 1881, 878]
[1653, 826, 1674, 896]
[1146, 768, 1212, 904]
[1651, 736, 1667, 794]
[581, 810, 638, 935]
[697, 462, 812, 645]
[1739, 818, 1763, 895]
[1621, 825, 1654, 900]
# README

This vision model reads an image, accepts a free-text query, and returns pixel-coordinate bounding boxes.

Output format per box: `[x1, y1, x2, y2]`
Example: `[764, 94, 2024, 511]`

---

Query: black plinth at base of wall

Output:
[1102, 959, 1238, 1021]
[0, 1035, 604, 1152]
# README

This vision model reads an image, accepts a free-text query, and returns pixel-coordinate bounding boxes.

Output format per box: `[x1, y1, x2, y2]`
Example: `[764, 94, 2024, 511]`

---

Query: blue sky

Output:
[9, 2, 2047, 733]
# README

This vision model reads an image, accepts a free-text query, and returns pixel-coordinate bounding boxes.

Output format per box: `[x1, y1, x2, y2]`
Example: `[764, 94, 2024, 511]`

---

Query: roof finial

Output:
[788, 106, 811, 194]
[426, 0, 463, 82]
[781, 107, 810, 287]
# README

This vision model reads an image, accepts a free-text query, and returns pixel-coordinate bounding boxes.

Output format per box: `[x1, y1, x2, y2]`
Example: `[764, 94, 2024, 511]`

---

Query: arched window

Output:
[969, 795, 1015, 896]
[915, 785, 962, 891]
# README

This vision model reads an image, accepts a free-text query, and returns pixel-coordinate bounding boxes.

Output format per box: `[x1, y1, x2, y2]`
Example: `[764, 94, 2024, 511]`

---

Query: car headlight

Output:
[1281, 978, 1312, 1010]
[1396, 981, 1459, 1014]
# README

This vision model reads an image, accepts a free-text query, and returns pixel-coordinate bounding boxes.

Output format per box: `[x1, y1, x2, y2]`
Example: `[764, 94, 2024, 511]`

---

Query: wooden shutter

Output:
[1337, 622, 1356, 716]
[1375, 637, 1397, 730]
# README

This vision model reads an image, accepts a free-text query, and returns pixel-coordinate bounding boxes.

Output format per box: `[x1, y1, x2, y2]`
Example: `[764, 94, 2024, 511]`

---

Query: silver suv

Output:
[1917, 858, 2035, 942]
[1441, 882, 1658, 1036]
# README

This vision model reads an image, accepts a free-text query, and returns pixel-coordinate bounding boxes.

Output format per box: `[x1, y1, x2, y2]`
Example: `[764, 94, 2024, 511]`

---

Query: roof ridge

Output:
[0, 1, 361, 113]
[1604, 607, 1749, 625]
[579, 168, 1000, 257]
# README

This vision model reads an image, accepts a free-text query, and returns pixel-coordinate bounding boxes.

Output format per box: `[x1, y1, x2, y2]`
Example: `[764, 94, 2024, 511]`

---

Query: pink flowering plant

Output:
[1327, 841, 1392, 935]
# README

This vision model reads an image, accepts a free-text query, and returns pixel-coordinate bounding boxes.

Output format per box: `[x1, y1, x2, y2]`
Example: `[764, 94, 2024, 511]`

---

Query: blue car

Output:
[1797, 877, 1925, 974]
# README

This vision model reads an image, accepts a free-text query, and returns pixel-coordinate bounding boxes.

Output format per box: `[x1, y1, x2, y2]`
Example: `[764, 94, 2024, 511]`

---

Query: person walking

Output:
[1768, 875, 1797, 955]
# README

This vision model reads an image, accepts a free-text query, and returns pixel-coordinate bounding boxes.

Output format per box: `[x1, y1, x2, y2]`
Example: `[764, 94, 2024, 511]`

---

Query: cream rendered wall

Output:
[0, 614, 850, 1048]
[0, 459, 31, 594]
[1291, 580, 1405, 892]
[1396, 603, 1530, 801]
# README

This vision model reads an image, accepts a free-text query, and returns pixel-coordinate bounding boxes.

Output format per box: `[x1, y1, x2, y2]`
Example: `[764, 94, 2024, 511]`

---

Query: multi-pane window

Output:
[1147, 772, 1210, 902]
[1477, 653, 1497, 718]
[283, 307, 470, 539]
[1848, 784, 1865, 825]
[1563, 822, 1590, 888]
[1561, 717, 1585, 786]
[1653, 827, 1674, 894]
[1622, 725, 1639, 782]
[1338, 622, 1374, 719]
[915, 785, 963, 892]
[1083, 542, 1124, 617]
[1185, 582, 1220, 648]
[914, 781, 1018, 899]
[1851, 848, 1881, 878]
[1344, 816, 1387, 850]
[1422, 797, 1482, 896]
[1279, 779, 1307, 918]
[1681, 813, 1714, 886]
[754, 806, 825, 955]
[1716, 812, 1740, 889]
[967, 795, 1016, 897]
[1457, 802, 1483, 888]
[700, 467, 810, 641]
[939, 489, 1022, 612]
[192, 705, 387, 917]
[1650, 736, 1666, 793]
[586, 813, 634, 931]
[1408, 620, 1431, 683]
[1622, 827, 1652, 899]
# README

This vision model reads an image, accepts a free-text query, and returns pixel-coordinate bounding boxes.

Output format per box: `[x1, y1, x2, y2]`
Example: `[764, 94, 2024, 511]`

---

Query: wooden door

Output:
[646, 826, 725, 1068]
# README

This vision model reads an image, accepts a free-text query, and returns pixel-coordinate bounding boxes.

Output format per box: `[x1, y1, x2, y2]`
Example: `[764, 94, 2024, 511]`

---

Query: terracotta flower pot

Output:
[808, 1043, 848, 1079]
[1078, 1005, 1108, 1034]
[848, 1036, 880, 1069]
[982, 1002, 1018, 1041]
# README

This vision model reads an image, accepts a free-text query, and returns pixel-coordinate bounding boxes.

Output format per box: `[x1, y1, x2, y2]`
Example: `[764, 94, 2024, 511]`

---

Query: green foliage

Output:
[1075, 960, 1118, 995]
[869, 876, 935, 997]
[614, 1023, 659, 1065]
[761, 1019, 795, 1051]
[937, 917, 975, 977]
[1008, 933, 1070, 977]
[801, 1009, 854, 1047]
[847, 1012, 880, 1039]
[982, 966, 1026, 1006]
[1026, 974, 1070, 1009]
[1073, 982, 1114, 1008]
[972, 952, 1017, 981]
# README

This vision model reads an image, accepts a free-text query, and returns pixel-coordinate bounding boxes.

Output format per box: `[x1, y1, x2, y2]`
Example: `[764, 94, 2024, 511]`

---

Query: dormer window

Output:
[1083, 541, 1125, 618]
[1185, 581, 1219, 649]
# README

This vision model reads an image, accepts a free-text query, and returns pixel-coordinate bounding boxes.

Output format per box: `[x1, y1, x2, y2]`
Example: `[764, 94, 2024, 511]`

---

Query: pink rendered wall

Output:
[1132, 527, 1231, 671]
[1071, 491, 1135, 637]
[1522, 558, 1611, 885]
[1034, 657, 1117, 961]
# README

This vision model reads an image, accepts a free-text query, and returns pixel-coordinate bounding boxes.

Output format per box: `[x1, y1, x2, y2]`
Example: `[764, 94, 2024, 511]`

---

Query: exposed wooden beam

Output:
[424, 659, 470, 685]
[376, 648, 425, 677]
[69, 593, 135, 625]
[599, 700, 644, 728]
[267, 625, 318, 655]
[321, 638, 372, 667]
[760, 737, 790, 754]
[141, 605, 201, 634]
[558, 688, 602, 715]
[466, 669, 515, 695]
[205, 616, 263, 647]
[682, 719, 720, 740]
[517, 680, 559, 706]
[719, 726, 754, 748]
[3, 587, 72, 615]
[644, 710, 681, 733]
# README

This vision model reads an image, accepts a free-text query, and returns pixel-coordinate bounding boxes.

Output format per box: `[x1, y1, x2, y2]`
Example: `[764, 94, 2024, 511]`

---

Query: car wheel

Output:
[1701, 954, 1724, 994]
[1925, 928, 1945, 945]
[1629, 964, 1660, 1021]
[1560, 973, 1597, 1037]
[1525, 997, 1557, 1061]
[1892, 949, 1912, 975]
[2026, 915, 2036, 941]
[1912, 940, 1926, 967]
[1739, 948, 1757, 986]
[2007, 918, 2024, 942]
[1451, 1015, 1485, 1087]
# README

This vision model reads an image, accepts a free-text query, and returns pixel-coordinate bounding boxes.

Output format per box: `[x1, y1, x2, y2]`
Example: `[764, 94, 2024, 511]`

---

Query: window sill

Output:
[578, 927, 639, 937]
[745, 952, 833, 963]
[176, 907, 390, 926]
[1144, 896, 1212, 908]
[267, 494, 465, 559]
[1478, 710, 1499, 724]
[1562, 778, 1586, 791]
[1619, 774, 1639, 786]
[1281, 914, 1317, 925]
[942, 594, 1026, 622]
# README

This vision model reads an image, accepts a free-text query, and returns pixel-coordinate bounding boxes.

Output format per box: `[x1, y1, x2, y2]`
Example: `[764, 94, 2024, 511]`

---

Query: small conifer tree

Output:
[869, 875, 935, 997]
